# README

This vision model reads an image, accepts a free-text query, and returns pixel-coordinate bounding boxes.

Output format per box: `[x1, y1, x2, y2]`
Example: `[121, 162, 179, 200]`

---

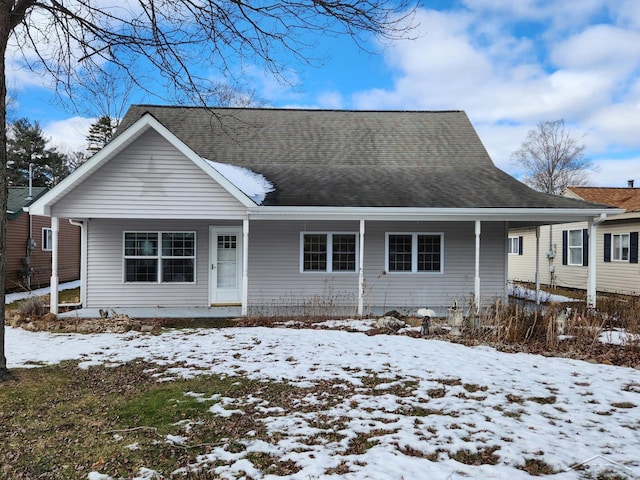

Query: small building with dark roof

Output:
[6, 187, 80, 293]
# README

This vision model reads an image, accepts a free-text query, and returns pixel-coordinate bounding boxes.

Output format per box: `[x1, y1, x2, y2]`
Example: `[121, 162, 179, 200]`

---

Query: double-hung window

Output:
[386, 233, 443, 273]
[301, 233, 357, 272]
[124, 232, 196, 283]
[612, 233, 630, 261]
[42, 227, 53, 251]
[568, 229, 583, 266]
[508, 237, 520, 255]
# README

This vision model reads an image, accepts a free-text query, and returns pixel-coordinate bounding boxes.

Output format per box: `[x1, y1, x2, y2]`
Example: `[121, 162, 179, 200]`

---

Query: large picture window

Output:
[301, 232, 357, 272]
[386, 233, 443, 273]
[124, 232, 195, 283]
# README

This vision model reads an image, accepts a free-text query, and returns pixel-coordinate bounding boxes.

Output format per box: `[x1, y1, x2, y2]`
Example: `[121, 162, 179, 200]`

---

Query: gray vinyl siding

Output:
[85, 219, 237, 307]
[51, 130, 247, 219]
[85, 218, 508, 312]
[247, 221, 361, 315]
[248, 220, 507, 316]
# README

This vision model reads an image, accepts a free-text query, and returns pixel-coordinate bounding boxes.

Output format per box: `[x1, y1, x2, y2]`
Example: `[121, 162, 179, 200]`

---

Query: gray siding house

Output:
[28, 107, 615, 316]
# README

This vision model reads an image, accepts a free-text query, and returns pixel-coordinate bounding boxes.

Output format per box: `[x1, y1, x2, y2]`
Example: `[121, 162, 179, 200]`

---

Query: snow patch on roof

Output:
[206, 160, 274, 204]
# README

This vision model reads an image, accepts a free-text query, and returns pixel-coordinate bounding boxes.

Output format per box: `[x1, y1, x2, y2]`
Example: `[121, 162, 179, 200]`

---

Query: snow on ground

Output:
[507, 283, 577, 303]
[6, 324, 640, 480]
[4, 280, 80, 305]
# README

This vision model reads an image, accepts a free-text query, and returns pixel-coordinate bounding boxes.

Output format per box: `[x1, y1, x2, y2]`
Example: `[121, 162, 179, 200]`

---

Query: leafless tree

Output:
[511, 119, 595, 195]
[207, 81, 268, 108]
[0, 1, 417, 377]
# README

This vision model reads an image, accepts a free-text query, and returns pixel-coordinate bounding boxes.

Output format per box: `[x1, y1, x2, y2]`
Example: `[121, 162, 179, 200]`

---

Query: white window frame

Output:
[299, 232, 359, 273]
[508, 236, 520, 255]
[568, 229, 583, 266]
[123, 231, 196, 283]
[42, 227, 53, 251]
[385, 232, 444, 274]
[612, 233, 630, 262]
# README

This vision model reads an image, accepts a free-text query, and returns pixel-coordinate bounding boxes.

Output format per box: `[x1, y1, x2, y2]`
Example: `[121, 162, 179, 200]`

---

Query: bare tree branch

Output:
[511, 120, 595, 195]
[0, 0, 419, 376]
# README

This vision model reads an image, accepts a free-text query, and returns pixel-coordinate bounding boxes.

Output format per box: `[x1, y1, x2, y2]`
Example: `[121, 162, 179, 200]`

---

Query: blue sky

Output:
[7, 0, 640, 187]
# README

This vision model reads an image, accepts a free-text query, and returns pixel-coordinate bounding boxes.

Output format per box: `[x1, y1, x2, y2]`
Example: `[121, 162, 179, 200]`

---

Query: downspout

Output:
[26, 163, 34, 290]
[587, 213, 607, 309]
[67, 219, 86, 308]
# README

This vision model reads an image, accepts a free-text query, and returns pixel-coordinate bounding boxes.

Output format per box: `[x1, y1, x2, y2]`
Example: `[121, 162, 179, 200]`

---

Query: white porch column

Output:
[474, 220, 481, 310]
[535, 226, 541, 305]
[587, 220, 597, 309]
[242, 219, 249, 316]
[50, 216, 59, 314]
[358, 220, 365, 316]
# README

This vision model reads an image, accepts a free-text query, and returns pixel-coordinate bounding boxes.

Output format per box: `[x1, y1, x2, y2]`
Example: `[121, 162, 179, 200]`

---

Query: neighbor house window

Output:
[301, 233, 357, 272]
[568, 229, 584, 266]
[42, 227, 53, 251]
[386, 233, 443, 273]
[612, 233, 630, 261]
[124, 232, 195, 283]
[509, 237, 522, 255]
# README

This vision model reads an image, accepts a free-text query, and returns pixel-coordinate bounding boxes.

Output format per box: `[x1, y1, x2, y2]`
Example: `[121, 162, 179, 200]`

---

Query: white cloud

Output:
[42, 116, 95, 154]
[587, 158, 640, 187]
[347, 4, 640, 188]
[551, 25, 640, 72]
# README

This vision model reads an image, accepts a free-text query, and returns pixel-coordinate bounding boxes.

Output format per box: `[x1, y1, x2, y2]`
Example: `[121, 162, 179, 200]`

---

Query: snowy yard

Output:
[5, 321, 640, 480]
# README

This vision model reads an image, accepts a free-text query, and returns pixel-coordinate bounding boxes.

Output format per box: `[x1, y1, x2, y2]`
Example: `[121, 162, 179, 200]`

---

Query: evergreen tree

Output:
[86, 115, 115, 155]
[7, 118, 47, 186]
[6, 118, 70, 188]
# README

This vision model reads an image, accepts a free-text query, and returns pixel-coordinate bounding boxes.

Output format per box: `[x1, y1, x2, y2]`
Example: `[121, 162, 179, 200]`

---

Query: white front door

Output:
[209, 226, 243, 305]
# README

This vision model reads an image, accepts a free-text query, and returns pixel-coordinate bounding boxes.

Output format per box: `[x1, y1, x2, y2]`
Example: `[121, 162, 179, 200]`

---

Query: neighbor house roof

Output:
[116, 106, 610, 211]
[7, 187, 47, 219]
[564, 186, 640, 212]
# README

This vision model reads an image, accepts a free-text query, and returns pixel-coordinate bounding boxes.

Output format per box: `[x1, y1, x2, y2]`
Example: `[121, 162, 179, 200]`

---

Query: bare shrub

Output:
[19, 295, 49, 318]
[476, 301, 547, 344]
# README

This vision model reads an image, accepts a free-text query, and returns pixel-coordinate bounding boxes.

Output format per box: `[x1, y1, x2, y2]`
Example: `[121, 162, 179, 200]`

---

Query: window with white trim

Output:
[301, 233, 357, 272]
[386, 233, 443, 273]
[42, 227, 53, 251]
[508, 237, 520, 255]
[612, 233, 630, 261]
[124, 232, 196, 283]
[568, 229, 583, 266]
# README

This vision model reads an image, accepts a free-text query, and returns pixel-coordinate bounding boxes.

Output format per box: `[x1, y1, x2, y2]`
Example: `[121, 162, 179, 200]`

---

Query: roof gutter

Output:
[247, 206, 623, 222]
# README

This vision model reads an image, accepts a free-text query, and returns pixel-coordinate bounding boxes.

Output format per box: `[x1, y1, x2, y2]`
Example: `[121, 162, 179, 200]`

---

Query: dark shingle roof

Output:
[7, 187, 48, 219]
[117, 106, 606, 209]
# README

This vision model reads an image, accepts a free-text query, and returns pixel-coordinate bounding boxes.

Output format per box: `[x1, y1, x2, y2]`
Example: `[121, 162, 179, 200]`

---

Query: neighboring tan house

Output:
[7, 186, 80, 292]
[28, 107, 616, 316]
[508, 183, 640, 296]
